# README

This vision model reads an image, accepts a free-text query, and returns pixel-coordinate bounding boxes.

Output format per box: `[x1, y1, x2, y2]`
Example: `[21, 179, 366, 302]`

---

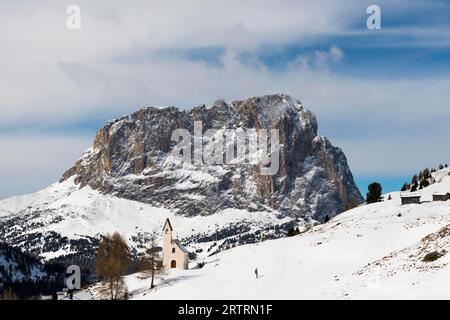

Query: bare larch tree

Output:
[95, 232, 131, 300]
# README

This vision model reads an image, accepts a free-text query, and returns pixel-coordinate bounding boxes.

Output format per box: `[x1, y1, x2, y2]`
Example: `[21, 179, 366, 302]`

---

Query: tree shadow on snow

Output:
[132, 274, 202, 298]
[205, 258, 220, 265]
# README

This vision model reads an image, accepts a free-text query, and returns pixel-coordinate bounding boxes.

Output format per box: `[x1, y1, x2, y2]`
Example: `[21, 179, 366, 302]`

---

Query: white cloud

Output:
[329, 45, 344, 62]
[1, 0, 446, 125]
[0, 0, 362, 125]
[290, 45, 345, 70]
[1, 0, 450, 197]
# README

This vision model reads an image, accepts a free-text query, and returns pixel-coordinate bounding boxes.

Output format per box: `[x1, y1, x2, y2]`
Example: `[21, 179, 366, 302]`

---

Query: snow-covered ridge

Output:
[0, 176, 296, 265]
[386, 167, 450, 203]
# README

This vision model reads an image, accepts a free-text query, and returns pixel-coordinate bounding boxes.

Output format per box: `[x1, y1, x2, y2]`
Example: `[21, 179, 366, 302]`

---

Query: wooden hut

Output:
[400, 192, 421, 205]
[433, 192, 450, 202]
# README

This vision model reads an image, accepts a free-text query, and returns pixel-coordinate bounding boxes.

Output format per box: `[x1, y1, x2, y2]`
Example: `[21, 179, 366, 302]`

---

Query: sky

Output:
[1, 0, 450, 198]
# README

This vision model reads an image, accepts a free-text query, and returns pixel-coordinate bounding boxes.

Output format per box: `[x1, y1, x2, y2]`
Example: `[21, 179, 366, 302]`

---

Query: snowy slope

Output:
[0, 177, 295, 263]
[90, 168, 450, 300]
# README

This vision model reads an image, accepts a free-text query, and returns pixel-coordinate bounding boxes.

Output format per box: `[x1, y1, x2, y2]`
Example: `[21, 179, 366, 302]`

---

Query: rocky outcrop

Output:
[61, 94, 362, 221]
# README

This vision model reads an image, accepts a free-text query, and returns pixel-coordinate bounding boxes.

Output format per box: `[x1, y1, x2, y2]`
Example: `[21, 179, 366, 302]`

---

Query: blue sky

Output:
[1, 0, 450, 198]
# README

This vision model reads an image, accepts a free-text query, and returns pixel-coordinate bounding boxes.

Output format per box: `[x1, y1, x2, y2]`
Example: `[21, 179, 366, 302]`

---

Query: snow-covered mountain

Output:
[88, 167, 450, 300]
[0, 94, 361, 270]
[61, 93, 362, 220]
[0, 176, 295, 268]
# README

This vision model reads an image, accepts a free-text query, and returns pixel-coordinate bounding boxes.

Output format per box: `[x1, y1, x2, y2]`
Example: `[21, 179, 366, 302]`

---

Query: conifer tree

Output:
[423, 168, 431, 179]
[411, 175, 419, 192]
[366, 182, 382, 204]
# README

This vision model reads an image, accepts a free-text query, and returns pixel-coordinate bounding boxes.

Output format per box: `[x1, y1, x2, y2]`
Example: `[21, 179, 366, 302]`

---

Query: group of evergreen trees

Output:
[360, 162, 449, 206]
[287, 227, 300, 237]
[0, 242, 65, 299]
[0, 279, 60, 300]
[401, 164, 448, 192]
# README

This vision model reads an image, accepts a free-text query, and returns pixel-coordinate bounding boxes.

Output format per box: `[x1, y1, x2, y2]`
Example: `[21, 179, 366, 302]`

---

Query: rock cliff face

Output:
[61, 94, 362, 221]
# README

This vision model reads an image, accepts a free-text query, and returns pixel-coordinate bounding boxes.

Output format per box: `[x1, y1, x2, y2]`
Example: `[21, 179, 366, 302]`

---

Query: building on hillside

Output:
[433, 192, 450, 202]
[400, 192, 421, 205]
[162, 218, 189, 270]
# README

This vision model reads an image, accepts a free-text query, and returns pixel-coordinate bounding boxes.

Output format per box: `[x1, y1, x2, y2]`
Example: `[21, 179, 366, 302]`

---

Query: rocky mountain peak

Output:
[61, 93, 362, 221]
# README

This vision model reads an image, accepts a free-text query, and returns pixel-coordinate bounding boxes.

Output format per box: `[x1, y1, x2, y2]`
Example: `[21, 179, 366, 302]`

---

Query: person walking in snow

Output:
[254, 268, 258, 279]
